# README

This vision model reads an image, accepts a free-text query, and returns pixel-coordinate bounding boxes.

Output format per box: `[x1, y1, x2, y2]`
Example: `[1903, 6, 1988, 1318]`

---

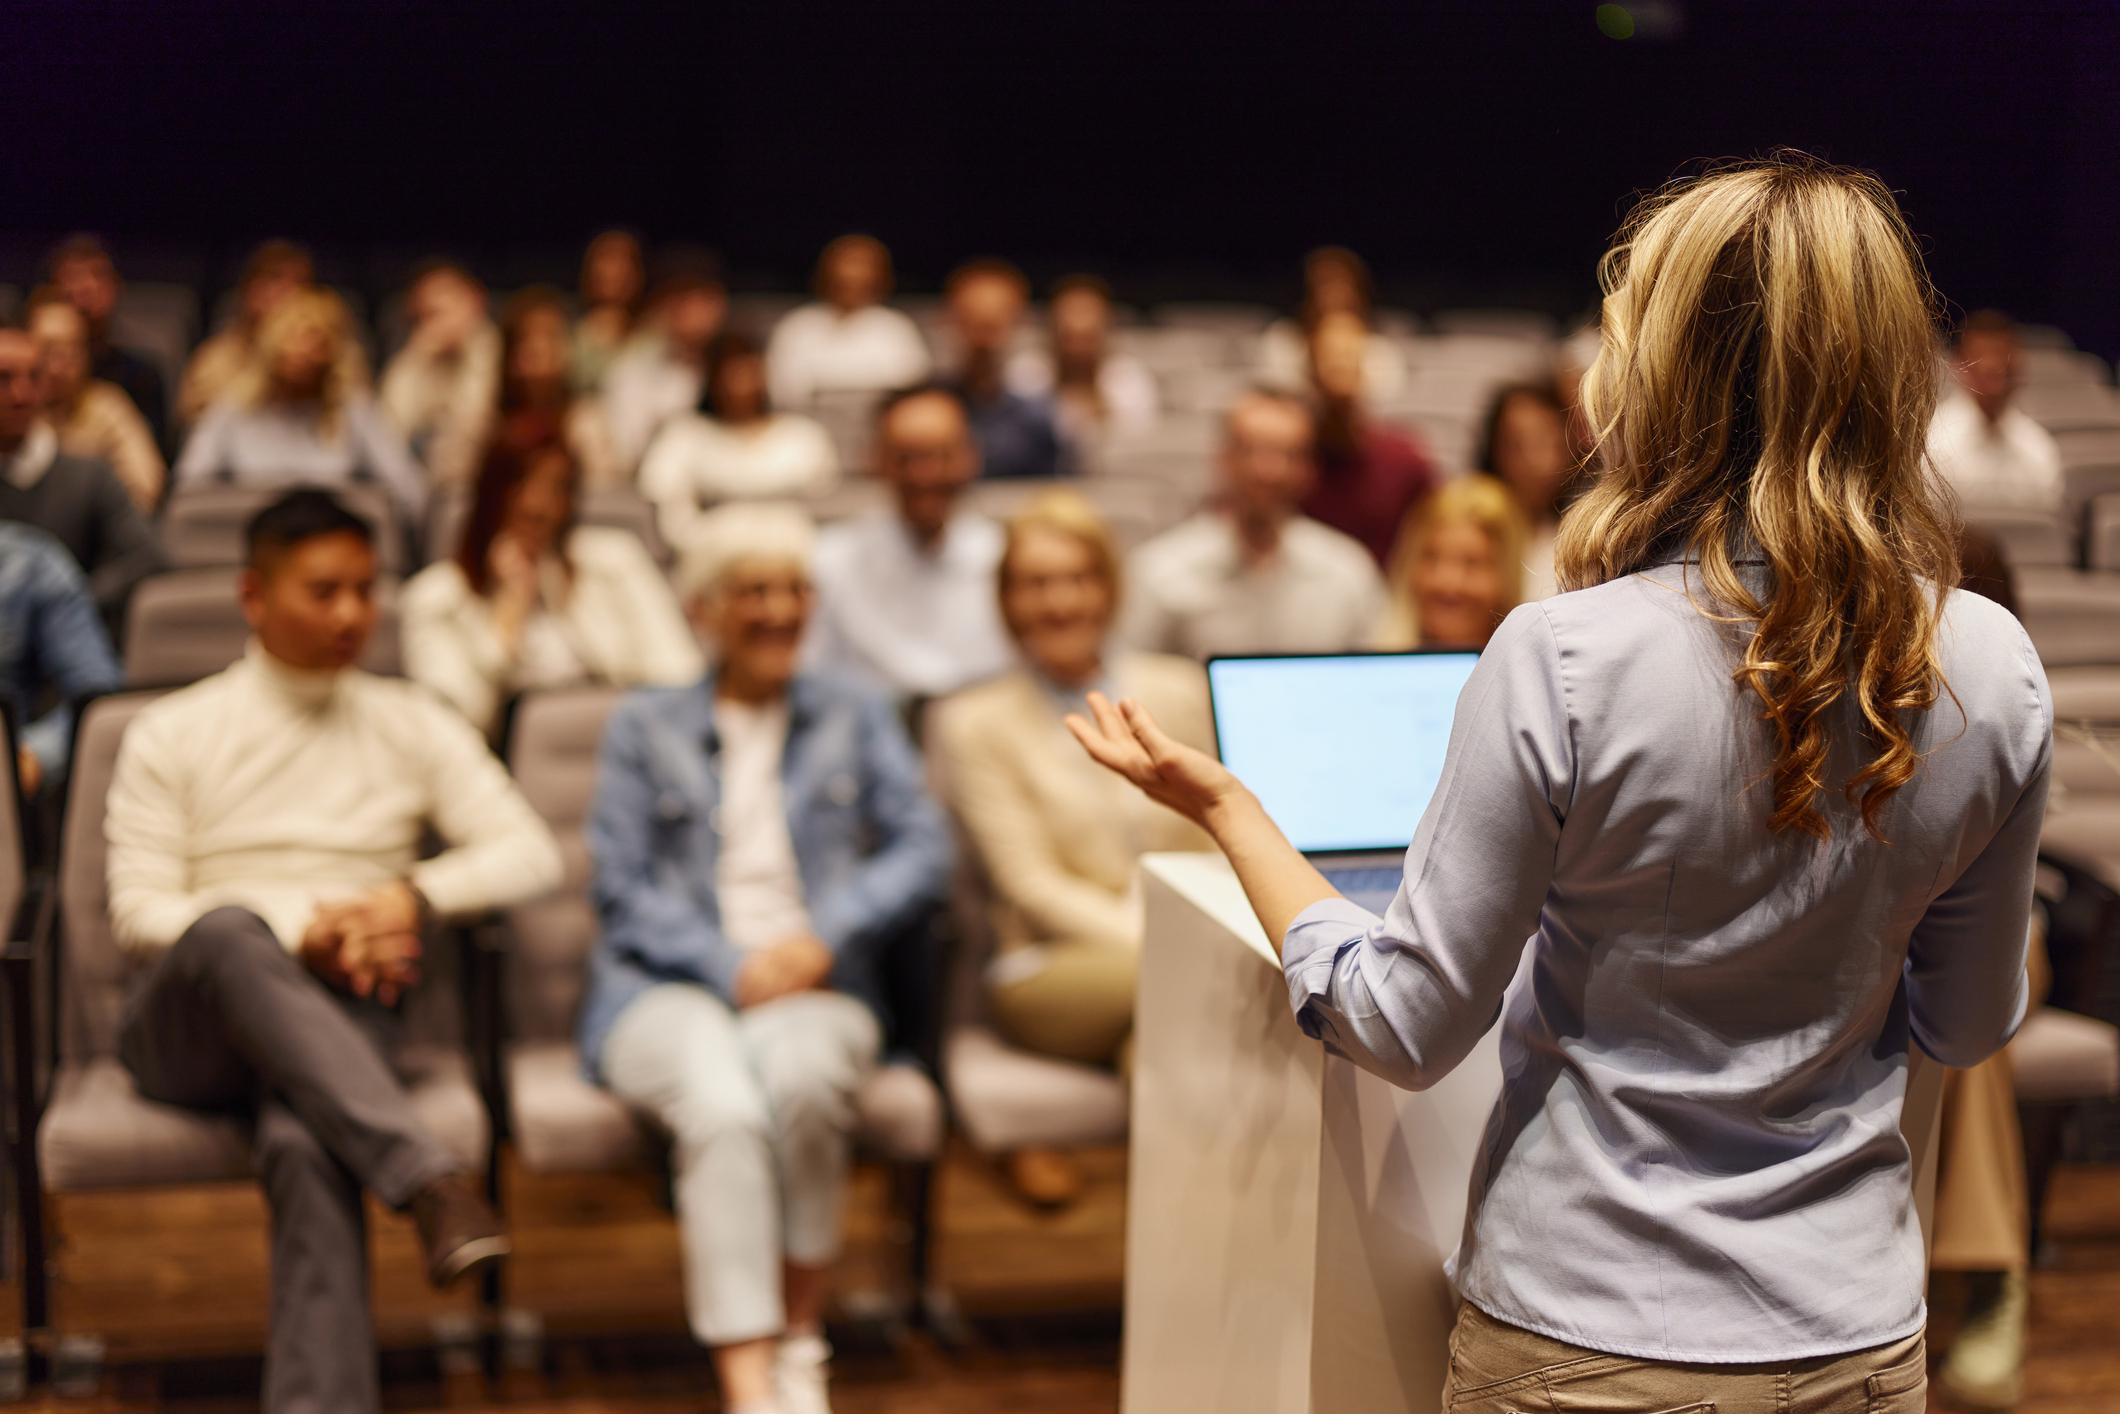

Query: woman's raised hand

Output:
[1065, 691, 1245, 831]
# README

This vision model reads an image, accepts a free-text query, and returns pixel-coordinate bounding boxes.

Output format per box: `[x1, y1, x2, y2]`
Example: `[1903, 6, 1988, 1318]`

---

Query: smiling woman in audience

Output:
[174, 288, 426, 518]
[1374, 474, 1527, 650]
[25, 288, 166, 510]
[400, 415, 700, 734]
[930, 490, 1214, 1208]
[637, 329, 839, 553]
[1475, 380, 1579, 600]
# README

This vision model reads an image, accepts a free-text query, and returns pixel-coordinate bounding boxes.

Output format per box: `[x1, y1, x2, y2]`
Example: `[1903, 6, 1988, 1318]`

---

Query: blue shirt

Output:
[1283, 563, 2050, 1363]
[960, 386, 1069, 480]
[578, 671, 953, 1076]
[0, 521, 125, 774]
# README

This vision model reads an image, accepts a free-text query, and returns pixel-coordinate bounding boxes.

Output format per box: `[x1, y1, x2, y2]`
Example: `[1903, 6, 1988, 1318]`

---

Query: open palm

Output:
[1065, 691, 1243, 829]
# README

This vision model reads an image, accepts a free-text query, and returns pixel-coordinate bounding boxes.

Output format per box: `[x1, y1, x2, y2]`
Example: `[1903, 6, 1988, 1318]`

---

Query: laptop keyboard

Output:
[1320, 865, 1402, 913]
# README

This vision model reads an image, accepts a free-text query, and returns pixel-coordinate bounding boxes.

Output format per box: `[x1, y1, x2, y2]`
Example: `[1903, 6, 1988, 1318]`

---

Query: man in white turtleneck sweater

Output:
[104, 488, 563, 1414]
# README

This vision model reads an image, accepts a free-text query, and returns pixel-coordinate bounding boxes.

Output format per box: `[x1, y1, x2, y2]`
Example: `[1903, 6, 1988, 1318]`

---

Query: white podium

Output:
[1120, 852, 1948, 1414]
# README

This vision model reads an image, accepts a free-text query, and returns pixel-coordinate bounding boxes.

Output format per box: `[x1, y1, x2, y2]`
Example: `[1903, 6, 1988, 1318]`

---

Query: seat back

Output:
[163, 483, 403, 574]
[429, 486, 672, 569]
[124, 569, 402, 685]
[59, 692, 167, 1063]
[504, 686, 622, 1043]
[1966, 508, 2070, 569]
[918, 708, 1003, 1033]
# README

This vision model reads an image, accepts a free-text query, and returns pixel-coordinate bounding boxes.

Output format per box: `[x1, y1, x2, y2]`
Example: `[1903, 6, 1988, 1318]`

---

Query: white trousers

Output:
[601, 983, 880, 1346]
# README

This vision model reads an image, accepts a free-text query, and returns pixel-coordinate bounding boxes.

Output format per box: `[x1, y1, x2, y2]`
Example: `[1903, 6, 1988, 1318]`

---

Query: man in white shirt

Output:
[803, 385, 1015, 699]
[1122, 388, 1384, 658]
[764, 234, 932, 410]
[1927, 310, 2065, 515]
[106, 489, 564, 1414]
[604, 257, 730, 471]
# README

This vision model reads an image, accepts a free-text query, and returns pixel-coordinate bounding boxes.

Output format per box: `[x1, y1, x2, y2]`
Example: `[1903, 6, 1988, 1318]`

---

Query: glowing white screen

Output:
[1207, 652, 1479, 854]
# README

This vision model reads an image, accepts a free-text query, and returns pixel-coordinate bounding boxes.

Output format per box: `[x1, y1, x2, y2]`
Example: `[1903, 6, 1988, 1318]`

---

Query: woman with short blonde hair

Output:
[1073, 155, 2049, 1410]
[1375, 475, 1527, 649]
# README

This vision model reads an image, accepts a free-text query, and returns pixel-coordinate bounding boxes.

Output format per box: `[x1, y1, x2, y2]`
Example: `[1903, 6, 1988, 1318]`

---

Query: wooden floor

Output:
[3, 1151, 2118, 1412]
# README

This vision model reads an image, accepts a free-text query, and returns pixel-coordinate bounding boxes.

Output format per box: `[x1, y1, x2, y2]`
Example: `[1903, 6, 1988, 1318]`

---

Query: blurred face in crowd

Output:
[243, 256, 312, 329]
[1221, 393, 1315, 524]
[697, 558, 813, 700]
[1309, 311, 1369, 404]
[52, 252, 120, 329]
[508, 304, 572, 395]
[662, 285, 728, 358]
[950, 272, 1026, 357]
[267, 313, 337, 402]
[583, 232, 644, 308]
[0, 332, 41, 450]
[242, 532, 379, 672]
[710, 349, 769, 424]
[876, 391, 979, 546]
[409, 268, 488, 353]
[819, 237, 889, 313]
[1956, 328, 2021, 424]
[1491, 392, 1573, 523]
[1412, 513, 1507, 650]
[1050, 286, 1111, 370]
[1002, 525, 1115, 687]
[501, 447, 578, 560]
[1306, 258, 1368, 321]
[28, 303, 92, 407]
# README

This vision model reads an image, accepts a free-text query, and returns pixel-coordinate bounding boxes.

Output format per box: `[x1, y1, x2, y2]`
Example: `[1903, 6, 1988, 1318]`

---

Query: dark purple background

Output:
[2, 1, 2115, 355]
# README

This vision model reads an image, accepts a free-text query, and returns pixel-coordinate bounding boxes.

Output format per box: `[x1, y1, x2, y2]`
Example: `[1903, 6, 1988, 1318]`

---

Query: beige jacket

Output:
[51, 381, 164, 510]
[400, 524, 703, 733]
[932, 651, 1216, 954]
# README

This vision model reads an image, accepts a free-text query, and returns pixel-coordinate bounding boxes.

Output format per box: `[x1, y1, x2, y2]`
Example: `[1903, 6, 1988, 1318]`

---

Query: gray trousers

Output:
[117, 907, 459, 1414]
[601, 984, 880, 1347]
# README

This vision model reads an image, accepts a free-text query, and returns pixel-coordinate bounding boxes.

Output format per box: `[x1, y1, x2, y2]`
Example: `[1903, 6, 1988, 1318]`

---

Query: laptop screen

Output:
[1207, 651, 1481, 855]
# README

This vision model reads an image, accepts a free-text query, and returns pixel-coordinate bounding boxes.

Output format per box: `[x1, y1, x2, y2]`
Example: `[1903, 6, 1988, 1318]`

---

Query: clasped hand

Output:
[735, 933, 834, 1009]
[299, 881, 424, 1005]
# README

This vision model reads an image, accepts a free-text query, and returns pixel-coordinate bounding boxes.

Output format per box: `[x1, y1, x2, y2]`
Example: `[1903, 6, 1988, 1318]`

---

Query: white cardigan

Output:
[401, 524, 703, 732]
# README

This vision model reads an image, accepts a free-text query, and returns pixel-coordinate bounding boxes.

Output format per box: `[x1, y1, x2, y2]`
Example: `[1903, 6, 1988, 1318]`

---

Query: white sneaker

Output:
[772, 1332, 834, 1414]
[1940, 1269, 2029, 1410]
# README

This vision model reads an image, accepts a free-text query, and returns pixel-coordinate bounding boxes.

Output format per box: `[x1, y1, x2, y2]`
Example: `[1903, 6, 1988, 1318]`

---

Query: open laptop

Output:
[1206, 649, 1481, 915]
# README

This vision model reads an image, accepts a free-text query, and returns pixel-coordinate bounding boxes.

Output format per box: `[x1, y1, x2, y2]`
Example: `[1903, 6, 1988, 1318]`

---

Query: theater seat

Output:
[163, 482, 403, 573]
[125, 569, 402, 686]
[2010, 1007, 2120, 1103]
[943, 1027, 1128, 1154]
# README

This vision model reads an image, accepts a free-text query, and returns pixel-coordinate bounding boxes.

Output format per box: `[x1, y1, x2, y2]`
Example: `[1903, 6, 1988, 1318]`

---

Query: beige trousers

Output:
[1444, 1302, 1926, 1414]
[989, 938, 1137, 1070]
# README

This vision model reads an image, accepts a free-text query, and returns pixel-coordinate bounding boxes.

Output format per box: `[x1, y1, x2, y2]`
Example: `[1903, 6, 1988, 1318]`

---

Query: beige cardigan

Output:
[400, 524, 703, 733]
[931, 651, 1216, 954]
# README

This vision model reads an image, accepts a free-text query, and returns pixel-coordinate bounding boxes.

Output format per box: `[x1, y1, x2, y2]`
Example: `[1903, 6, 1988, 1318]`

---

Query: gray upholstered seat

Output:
[425, 485, 674, 569]
[502, 686, 942, 1174]
[163, 482, 403, 573]
[123, 569, 402, 686]
[35, 692, 489, 1195]
[2009, 1006, 2120, 1103]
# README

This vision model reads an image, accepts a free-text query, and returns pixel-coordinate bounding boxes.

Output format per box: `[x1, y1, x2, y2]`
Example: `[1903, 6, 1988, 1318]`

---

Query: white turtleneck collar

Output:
[241, 638, 345, 710]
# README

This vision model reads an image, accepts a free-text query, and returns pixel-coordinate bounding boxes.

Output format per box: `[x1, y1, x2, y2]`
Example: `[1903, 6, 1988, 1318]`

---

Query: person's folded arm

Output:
[584, 701, 748, 1000]
[104, 709, 210, 956]
[22, 548, 124, 775]
[400, 577, 512, 734]
[409, 695, 564, 915]
[805, 694, 953, 965]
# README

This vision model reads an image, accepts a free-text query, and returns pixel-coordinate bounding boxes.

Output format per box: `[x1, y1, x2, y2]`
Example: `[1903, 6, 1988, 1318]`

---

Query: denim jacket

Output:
[0, 521, 124, 773]
[578, 671, 952, 1077]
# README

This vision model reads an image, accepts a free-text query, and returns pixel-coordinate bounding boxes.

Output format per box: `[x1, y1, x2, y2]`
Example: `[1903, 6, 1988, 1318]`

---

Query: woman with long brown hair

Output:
[1071, 155, 2050, 1410]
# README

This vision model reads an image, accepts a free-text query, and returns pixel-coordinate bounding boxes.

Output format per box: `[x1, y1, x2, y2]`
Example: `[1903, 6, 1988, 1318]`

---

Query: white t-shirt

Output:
[1004, 349, 1162, 436]
[711, 697, 812, 951]
[638, 412, 841, 551]
[1926, 393, 2065, 514]
[804, 511, 1015, 698]
[1120, 512, 1385, 660]
[765, 303, 934, 408]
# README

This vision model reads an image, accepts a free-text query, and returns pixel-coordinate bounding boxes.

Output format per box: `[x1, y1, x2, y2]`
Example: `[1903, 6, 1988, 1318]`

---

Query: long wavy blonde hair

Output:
[1555, 154, 1958, 841]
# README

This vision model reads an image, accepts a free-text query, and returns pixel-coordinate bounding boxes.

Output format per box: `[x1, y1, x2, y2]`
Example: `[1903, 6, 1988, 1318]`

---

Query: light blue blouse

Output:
[1283, 561, 2051, 1363]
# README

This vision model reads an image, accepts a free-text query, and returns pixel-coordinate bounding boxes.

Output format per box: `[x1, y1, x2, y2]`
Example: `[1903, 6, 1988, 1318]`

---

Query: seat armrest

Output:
[454, 913, 510, 1155]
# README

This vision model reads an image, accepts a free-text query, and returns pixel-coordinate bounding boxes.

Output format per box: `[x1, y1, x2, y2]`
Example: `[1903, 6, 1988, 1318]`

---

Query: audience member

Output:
[639, 330, 840, 550]
[604, 254, 729, 470]
[944, 260, 1068, 480]
[804, 385, 1014, 700]
[581, 501, 950, 1414]
[1257, 246, 1407, 403]
[1005, 275, 1159, 443]
[26, 288, 166, 510]
[1374, 474, 1526, 650]
[1927, 310, 2065, 515]
[933, 491, 1212, 1207]
[1474, 381, 1577, 600]
[0, 328, 165, 638]
[179, 240, 317, 428]
[765, 234, 932, 409]
[495, 288, 623, 487]
[104, 488, 562, 1414]
[1305, 310, 1437, 566]
[44, 234, 170, 449]
[380, 262, 502, 489]
[402, 417, 701, 735]
[571, 230, 646, 394]
[0, 520, 124, 795]
[1122, 389, 1381, 658]
[175, 290, 425, 518]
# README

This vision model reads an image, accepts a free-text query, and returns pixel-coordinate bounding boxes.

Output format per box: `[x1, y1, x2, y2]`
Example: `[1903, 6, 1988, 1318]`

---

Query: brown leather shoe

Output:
[1006, 1147, 1085, 1209]
[412, 1175, 511, 1288]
